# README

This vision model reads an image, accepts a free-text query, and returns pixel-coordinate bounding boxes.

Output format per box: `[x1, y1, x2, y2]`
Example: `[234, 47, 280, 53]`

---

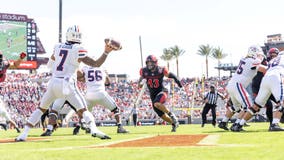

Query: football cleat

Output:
[117, 127, 129, 133]
[73, 126, 81, 135]
[269, 123, 284, 131]
[231, 123, 245, 132]
[0, 123, 7, 131]
[218, 122, 229, 131]
[40, 129, 53, 136]
[92, 131, 111, 140]
[14, 138, 25, 142]
[212, 121, 216, 127]
[15, 133, 27, 142]
[170, 114, 179, 126]
[171, 123, 178, 132]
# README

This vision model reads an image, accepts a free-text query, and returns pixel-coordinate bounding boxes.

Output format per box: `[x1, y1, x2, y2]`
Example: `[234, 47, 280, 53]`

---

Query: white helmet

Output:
[66, 25, 82, 43]
[247, 45, 265, 58]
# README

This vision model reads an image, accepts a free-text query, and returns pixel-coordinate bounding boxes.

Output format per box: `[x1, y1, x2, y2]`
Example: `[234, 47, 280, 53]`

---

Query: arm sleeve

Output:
[168, 72, 182, 88]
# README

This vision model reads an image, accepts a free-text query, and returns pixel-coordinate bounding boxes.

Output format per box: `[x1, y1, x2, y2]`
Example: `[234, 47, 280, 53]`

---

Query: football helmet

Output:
[145, 55, 158, 70]
[247, 45, 265, 60]
[267, 48, 279, 61]
[66, 25, 82, 43]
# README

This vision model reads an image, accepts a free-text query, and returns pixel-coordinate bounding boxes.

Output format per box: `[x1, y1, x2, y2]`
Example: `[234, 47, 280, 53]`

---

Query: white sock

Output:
[272, 118, 280, 124]
[23, 125, 30, 135]
[239, 119, 246, 126]
[235, 118, 241, 124]
[47, 124, 54, 131]
[27, 109, 44, 126]
[222, 117, 229, 122]
[82, 111, 99, 134]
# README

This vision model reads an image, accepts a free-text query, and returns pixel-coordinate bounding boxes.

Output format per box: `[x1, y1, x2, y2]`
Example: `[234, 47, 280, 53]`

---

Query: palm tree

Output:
[170, 45, 185, 78]
[160, 48, 173, 70]
[197, 44, 213, 79]
[212, 46, 228, 78]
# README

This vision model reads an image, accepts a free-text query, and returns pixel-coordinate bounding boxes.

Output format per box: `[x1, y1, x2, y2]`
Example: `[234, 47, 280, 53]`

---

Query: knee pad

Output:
[247, 103, 261, 115]
[274, 105, 284, 113]
[111, 107, 120, 115]
[229, 105, 239, 113]
[48, 112, 58, 125]
[153, 107, 164, 117]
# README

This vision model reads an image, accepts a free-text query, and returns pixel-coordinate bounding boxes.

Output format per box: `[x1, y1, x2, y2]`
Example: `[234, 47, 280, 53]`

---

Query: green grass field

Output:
[0, 123, 283, 160]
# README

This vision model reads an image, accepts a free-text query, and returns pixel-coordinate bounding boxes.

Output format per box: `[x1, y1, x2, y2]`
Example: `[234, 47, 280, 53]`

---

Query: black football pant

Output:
[202, 103, 216, 125]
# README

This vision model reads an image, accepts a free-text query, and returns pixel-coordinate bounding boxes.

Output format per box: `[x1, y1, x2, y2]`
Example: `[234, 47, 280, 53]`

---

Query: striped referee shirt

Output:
[204, 91, 223, 105]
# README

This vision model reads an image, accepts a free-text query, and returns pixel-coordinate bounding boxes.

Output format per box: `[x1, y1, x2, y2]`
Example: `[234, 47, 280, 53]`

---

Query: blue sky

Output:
[1, 0, 284, 79]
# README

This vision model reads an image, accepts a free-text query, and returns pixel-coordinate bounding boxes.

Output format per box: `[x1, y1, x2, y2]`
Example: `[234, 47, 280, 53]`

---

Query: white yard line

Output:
[198, 134, 255, 147]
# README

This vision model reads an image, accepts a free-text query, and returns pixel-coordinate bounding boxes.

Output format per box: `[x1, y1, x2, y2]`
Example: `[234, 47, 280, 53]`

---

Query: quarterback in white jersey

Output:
[16, 25, 119, 141]
[79, 66, 129, 133]
[233, 51, 284, 132]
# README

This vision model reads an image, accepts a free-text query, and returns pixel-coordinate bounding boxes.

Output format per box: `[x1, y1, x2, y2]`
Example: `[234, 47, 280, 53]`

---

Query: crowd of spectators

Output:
[0, 72, 230, 128]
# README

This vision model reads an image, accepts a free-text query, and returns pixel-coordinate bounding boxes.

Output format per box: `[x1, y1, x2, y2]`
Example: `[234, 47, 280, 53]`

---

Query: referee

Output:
[201, 86, 224, 127]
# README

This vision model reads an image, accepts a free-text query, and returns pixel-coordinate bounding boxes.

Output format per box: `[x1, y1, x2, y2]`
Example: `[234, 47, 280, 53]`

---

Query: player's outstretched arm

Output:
[80, 40, 121, 67]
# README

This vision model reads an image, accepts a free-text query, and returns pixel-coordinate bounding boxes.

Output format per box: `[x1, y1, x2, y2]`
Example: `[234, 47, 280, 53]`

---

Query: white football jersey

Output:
[228, 57, 261, 88]
[82, 66, 106, 92]
[52, 43, 87, 79]
[267, 54, 284, 74]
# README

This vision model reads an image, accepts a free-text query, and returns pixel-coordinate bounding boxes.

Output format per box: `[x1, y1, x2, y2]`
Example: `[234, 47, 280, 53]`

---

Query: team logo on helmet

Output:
[66, 25, 82, 43]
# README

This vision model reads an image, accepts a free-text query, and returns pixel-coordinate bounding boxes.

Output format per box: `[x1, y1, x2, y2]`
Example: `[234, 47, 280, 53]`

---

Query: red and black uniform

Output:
[0, 60, 10, 82]
[140, 66, 169, 117]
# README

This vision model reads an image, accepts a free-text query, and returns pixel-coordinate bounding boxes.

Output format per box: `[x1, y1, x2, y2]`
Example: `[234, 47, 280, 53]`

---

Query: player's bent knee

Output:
[77, 108, 86, 118]
[247, 103, 261, 115]
[274, 105, 284, 113]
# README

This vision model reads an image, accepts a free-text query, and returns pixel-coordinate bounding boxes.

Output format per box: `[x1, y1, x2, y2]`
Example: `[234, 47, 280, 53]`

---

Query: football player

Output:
[232, 50, 284, 132]
[15, 25, 120, 141]
[138, 55, 182, 132]
[221, 45, 267, 132]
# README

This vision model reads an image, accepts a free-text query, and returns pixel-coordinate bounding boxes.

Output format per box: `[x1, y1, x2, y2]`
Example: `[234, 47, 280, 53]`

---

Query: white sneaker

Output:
[15, 133, 27, 142]
[91, 130, 111, 140]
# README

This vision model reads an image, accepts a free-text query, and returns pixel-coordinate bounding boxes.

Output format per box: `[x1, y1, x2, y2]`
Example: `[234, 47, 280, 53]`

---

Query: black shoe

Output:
[212, 121, 216, 127]
[0, 123, 7, 131]
[171, 123, 179, 132]
[85, 128, 91, 134]
[170, 114, 179, 126]
[91, 133, 111, 140]
[218, 122, 229, 131]
[41, 129, 53, 136]
[73, 126, 80, 135]
[117, 127, 129, 133]
[231, 124, 244, 132]
[16, 128, 21, 133]
[14, 138, 25, 142]
[269, 123, 284, 131]
[230, 123, 237, 130]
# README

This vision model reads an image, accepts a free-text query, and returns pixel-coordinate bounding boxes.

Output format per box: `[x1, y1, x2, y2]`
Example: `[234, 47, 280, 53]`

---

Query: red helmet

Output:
[145, 55, 158, 70]
[267, 48, 279, 61]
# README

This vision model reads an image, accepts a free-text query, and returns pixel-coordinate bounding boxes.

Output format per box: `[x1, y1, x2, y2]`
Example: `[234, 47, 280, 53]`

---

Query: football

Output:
[104, 38, 122, 50]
